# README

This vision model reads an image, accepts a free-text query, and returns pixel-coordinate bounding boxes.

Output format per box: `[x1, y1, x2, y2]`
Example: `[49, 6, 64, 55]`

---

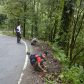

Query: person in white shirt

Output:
[16, 24, 21, 43]
[16, 25, 21, 34]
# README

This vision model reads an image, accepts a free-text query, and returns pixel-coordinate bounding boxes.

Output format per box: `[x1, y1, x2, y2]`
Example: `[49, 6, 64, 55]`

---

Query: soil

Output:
[21, 41, 62, 84]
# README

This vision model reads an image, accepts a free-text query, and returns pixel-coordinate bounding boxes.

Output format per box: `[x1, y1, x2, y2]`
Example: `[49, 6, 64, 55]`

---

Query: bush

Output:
[52, 42, 69, 65]
[59, 66, 84, 84]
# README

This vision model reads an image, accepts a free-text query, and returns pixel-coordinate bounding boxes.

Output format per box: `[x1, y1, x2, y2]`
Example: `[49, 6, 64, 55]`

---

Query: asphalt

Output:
[0, 35, 44, 84]
[0, 35, 26, 84]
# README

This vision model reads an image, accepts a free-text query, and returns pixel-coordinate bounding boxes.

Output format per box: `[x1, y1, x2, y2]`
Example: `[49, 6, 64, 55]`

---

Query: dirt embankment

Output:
[21, 41, 62, 84]
[32, 42, 62, 83]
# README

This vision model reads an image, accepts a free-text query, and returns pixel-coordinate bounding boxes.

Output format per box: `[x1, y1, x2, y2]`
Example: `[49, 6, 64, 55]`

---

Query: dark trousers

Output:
[16, 32, 21, 43]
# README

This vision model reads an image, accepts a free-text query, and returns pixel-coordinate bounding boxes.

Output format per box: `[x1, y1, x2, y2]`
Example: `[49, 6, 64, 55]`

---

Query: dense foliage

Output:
[0, 0, 84, 83]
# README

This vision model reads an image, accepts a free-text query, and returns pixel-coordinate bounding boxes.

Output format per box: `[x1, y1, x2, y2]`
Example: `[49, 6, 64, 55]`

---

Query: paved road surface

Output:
[0, 35, 26, 84]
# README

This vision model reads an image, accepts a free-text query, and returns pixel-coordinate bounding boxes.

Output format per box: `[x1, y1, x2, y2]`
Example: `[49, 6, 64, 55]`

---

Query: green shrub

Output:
[59, 66, 84, 84]
[52, 43, 69, 65]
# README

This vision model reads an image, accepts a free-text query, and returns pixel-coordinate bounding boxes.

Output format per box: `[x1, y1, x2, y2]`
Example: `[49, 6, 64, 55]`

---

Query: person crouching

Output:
[29, 52, 48, 72]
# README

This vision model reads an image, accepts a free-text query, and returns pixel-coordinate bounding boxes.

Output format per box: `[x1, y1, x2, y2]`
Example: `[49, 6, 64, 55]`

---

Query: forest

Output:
[0, 0, 84, 84]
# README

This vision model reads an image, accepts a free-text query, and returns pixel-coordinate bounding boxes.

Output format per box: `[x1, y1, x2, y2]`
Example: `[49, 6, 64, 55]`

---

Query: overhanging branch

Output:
[72, 48, 84, 63]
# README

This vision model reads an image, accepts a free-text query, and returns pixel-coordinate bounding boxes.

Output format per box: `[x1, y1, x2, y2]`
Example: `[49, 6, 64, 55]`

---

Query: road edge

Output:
[18, 40, 29, 84]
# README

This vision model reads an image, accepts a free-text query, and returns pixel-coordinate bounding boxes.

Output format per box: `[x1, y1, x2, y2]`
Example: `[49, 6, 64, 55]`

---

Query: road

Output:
[0, 35, 44, 84]
[0, 35, 27, 84]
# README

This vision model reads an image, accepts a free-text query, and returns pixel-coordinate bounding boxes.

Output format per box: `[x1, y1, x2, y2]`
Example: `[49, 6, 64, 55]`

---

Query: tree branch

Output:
[74, 13, 84, 43]
[72, 48, 84, 63]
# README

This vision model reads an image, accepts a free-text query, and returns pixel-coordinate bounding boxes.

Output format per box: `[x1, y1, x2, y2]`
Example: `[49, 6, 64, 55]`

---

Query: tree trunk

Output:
[59, 0, 75, 56]
[33, 0, 38, 38]
[23, 2, 27, 37]
[52, 19, 57, 41]
[23, 16, 26, 37]
[31, 25, 34, 38]
[69, 13, 84, 66]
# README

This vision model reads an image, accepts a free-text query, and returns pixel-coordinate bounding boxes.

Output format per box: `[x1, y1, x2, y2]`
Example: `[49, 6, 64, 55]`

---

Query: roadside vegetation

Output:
[0, 0, 84, 84]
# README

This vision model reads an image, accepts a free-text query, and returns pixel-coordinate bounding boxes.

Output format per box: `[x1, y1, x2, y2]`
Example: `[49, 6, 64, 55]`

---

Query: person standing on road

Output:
[15, 24, 21, 43]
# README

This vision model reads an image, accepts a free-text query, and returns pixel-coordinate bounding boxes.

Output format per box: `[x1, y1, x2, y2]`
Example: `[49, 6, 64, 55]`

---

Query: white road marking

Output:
[18, 72, 24, 84]
[18, 40, 29, 84]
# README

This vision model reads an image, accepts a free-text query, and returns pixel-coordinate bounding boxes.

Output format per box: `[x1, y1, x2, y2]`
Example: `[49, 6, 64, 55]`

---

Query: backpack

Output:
[29, 54, 37, 65]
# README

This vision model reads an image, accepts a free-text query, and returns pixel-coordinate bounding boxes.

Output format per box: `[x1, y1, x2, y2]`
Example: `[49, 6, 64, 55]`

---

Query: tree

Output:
[58, 0, 76, 56]
[5, 0, 30, 37]
[0, 14, 7, 24]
